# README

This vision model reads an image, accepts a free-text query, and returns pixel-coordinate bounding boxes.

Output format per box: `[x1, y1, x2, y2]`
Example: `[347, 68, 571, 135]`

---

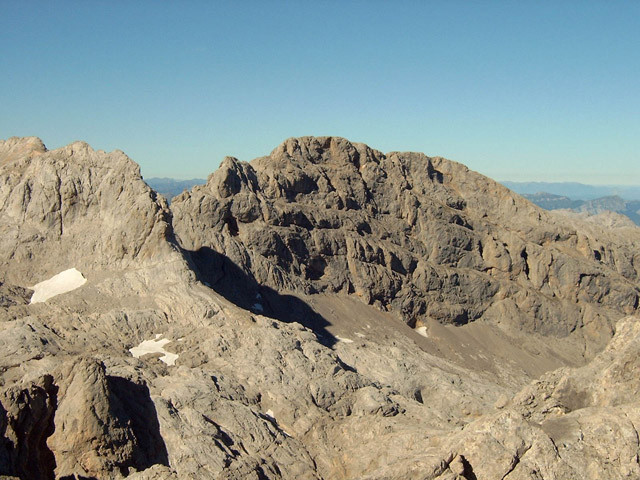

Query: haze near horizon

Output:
[1, 1, 638, 185]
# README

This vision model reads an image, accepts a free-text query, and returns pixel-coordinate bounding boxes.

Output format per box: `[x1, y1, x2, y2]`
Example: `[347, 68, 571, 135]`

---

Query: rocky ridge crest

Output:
[0, 137, 177, 286]
[172, 136, 639, 354]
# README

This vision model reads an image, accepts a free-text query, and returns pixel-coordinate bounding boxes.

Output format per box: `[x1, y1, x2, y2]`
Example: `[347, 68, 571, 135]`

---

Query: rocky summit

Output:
[0, 135, 639, 480]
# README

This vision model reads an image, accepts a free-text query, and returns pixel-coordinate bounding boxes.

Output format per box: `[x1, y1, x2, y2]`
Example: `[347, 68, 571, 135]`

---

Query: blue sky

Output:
[1, 1, 638, 184]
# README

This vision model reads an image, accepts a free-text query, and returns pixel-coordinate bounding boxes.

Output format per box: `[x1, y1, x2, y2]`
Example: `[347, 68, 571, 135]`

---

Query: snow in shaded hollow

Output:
[252, 303, 264, 312]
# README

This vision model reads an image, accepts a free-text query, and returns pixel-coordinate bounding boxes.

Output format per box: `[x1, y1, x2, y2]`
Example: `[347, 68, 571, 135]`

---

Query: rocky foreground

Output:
[0, 136, 639, 479]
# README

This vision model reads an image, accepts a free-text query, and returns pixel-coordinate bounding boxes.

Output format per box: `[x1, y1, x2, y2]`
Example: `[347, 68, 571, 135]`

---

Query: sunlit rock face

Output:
[0, 136, 177, 286]
[172, 136, 639, 353]
[0, 136, 639, 480]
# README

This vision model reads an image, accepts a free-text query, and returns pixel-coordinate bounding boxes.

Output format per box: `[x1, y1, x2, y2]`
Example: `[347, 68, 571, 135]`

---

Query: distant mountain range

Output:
[520, 193, 640, 226]
[502, 181, 640, 201]
[145, 177, 206, 202]
[519, 192, 584, 210]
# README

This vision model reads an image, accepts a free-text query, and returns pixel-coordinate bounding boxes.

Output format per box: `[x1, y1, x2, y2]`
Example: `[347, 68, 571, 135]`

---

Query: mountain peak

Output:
[0, 136, 47, 164]
[172, 138, 639, 349]
[268, 136, 384, 169]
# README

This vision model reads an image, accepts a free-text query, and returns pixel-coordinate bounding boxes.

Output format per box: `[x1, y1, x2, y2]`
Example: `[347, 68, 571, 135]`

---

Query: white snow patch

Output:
[355, 332, 366, 338]
[252, 303, 264, 312]
[336, 335, 354, 344]
[263, 409, 291, 437]
[416, 326, 429, 338]
[130, 337, 179, 366]
[30, 268, 87, 304]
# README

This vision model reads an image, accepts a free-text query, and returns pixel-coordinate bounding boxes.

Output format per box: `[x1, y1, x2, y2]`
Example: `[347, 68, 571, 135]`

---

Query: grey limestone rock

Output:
[0, 136, 178, 286]
[172, 136, 639, 353]
[0, 136, 639, 479]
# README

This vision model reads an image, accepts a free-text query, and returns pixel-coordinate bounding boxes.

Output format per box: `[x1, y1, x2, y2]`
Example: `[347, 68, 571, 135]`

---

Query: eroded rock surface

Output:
[0, 136, 177, 285]
[172, 136, 639, 355]
[0, 136, 639, 479]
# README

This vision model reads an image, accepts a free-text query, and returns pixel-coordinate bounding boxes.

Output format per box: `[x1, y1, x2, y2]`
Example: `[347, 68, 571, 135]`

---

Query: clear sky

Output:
[1, 1, 639, 184]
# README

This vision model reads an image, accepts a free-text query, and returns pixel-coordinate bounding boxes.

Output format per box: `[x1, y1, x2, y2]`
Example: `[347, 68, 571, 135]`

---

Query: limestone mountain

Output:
[0, 137, 178, 285]
[144, 177, 206, 203]
[0, 136, 639, 480]
[172, 136, 639, 356]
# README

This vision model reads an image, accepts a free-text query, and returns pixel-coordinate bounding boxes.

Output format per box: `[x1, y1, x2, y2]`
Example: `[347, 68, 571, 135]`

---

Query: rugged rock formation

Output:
[172, 136, 639, 354]
[0, 136, 639, 479]
[0, 137, 177, 285]
[0, 375, 57, 480]
[430, 314, 640, 480]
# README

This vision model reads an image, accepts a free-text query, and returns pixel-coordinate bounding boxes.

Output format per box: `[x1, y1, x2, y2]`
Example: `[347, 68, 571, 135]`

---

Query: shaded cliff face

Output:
[0, 136, 175, 285]
[172, 136, 639, 346]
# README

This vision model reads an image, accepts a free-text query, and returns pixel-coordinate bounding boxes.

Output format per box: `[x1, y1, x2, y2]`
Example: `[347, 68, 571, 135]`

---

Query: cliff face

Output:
[0, 137, 189, 479]
[0, 136, 639, 480]
[0, 137, 175, 285]
[172, 136, 639, 351]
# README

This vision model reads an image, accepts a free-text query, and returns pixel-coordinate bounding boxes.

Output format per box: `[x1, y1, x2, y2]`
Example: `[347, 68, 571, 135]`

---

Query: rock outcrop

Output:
[172, 136, 639, 354]
[428, 314, 640, 480]
[0, 375, 57, 480]
[0, 136, 639, 479]
[0, 137, 177, 286]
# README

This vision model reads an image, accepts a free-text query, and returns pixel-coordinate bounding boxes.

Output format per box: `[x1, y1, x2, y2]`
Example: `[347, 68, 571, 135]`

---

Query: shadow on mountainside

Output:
[106, 376, 169, 472]
[186, 247, 338, 348]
